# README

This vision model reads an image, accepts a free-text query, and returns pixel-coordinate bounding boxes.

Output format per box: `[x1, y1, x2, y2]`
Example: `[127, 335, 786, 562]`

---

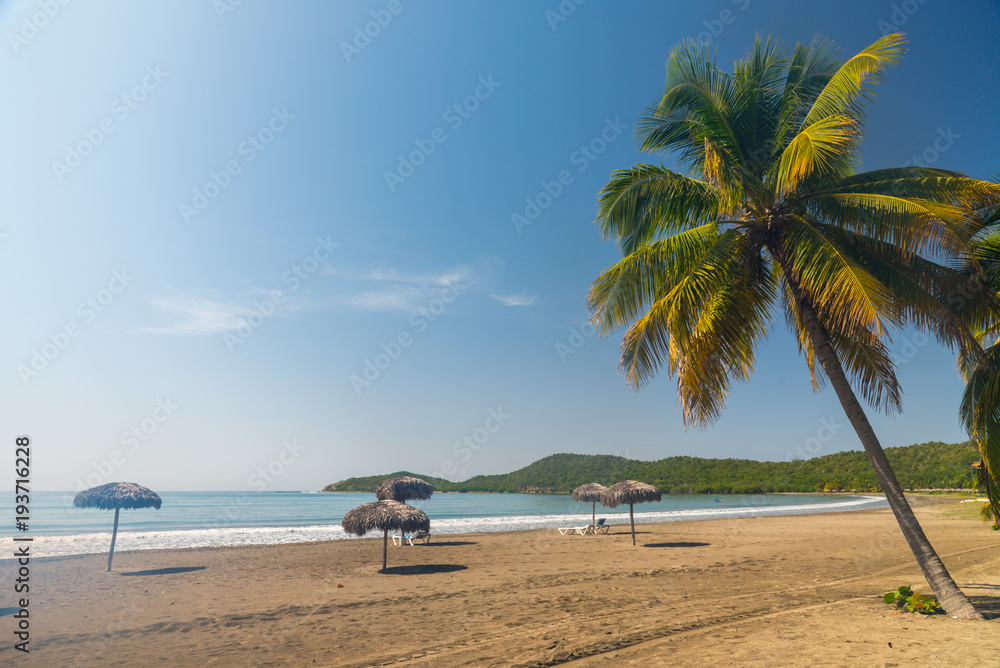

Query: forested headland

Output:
[322, 441, 980, 494]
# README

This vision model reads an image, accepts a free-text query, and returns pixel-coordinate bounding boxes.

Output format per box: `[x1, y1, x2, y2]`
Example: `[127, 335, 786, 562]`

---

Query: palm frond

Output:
[781, 215, 900, 338]
[672, 257, 777, 425]
[970, 231, 1000, 294]
[618, 238, 776, 424]
[730, 35, 787, 175]
[595, 165, 720, 253]
[637, 41, 745, 168]
[800, 33, 906, 129]
[804, 191, 975, 258]
[960, 343, 1000, 524]
[780, 276, 826, 392]
[772, 36, 843, 154]
[774, 114, 857, 194]
[612, 230, 753, 384]
[588, 224, 720, 336]
[826, 321, 902, 413]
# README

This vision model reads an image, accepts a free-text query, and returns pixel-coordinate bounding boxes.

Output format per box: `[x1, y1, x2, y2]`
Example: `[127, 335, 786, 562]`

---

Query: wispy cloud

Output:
[140, 291, 294, 335]
[340, 285, 441, 311]
[364, 267, 471, 287]
[141, 297, 249, 335]
[143, 257, 504, 330]
[334, 260, 495, 312]
[491, 292, 537, 307]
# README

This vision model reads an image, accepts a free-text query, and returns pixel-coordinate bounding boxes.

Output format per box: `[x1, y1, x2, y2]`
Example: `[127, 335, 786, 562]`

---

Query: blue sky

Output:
[2, 0, 998, 492]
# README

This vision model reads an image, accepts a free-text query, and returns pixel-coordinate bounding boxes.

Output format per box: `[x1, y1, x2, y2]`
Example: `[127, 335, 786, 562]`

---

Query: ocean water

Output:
[0, 491, 888, 558]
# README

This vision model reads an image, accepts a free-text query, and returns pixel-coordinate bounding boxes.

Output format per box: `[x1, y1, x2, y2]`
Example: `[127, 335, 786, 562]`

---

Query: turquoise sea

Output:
[0, 491, 887, 558]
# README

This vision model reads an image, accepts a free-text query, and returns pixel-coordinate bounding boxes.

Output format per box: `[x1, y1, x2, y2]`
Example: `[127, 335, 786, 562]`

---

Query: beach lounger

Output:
[392, 531, 432, 546]
[557, 525, 592, 535]
[592, 518, 610, 534]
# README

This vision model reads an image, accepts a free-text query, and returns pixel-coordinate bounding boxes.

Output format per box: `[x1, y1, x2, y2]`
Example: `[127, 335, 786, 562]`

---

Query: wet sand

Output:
[3, 495, 999, 667]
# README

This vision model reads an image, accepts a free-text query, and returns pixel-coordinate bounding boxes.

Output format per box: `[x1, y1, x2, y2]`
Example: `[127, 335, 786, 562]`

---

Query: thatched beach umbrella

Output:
[572, 483, 607, 529]
[375, 475, 434, 503]
[376, 476, 433, 540]
[74, 482, 162, 571]
[341, 500, 430, 572]
[600, 481, 661, 546]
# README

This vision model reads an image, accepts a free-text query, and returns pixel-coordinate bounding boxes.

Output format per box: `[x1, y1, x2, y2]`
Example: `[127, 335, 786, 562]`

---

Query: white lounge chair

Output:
[392, 531, 432, 546]
[592, 518, 610, 534]
[557, 525, 592, 535]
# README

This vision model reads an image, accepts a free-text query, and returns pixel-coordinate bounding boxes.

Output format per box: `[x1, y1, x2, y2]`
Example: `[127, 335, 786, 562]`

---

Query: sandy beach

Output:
[3, 495, 999, 667]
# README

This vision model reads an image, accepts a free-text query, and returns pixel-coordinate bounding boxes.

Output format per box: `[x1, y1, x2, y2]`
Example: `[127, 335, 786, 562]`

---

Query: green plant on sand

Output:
[883, 586, 944, 614]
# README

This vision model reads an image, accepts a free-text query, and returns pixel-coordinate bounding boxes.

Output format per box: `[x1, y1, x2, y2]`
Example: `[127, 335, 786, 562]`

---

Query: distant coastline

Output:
[322, 440, 979, 495]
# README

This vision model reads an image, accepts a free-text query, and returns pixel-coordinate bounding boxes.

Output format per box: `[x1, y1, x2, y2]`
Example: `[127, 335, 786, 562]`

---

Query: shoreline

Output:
[4, 496, 999, 666]
[321, 489, 980, 494]
[1, 493, 890, 561]
[13, 498, 893, 567]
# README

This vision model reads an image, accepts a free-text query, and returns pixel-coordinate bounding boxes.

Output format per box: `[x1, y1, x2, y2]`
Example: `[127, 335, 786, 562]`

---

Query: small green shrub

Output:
[882, 586, 944, 614]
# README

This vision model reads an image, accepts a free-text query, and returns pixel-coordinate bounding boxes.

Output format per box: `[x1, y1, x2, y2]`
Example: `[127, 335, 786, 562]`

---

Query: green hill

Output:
[322, 441, 980, 494]
[322, 470, 453, 493]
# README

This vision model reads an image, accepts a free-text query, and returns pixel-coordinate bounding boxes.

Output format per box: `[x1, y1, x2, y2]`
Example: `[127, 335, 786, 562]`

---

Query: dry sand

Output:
[3, 495, 999, 667]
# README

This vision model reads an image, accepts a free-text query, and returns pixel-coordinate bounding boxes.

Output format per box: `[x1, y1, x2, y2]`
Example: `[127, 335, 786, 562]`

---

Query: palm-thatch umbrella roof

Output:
[375, 475, 434, 502]
[342, 500, 430, 572]
[600, 480, 661, 508]
[572, 483, 607, 528]
[74, 482, 162, 571]
[600, 481, 661, 546]
[74, 482, 163, 510]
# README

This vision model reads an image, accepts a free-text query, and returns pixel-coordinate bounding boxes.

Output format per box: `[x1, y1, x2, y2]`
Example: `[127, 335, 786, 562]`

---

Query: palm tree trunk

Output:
[790, 282, 982, 619]
[107, 507, 120, 572]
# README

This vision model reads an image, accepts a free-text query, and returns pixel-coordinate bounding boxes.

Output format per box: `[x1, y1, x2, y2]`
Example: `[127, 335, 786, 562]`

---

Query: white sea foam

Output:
[0, 495, 886, 559]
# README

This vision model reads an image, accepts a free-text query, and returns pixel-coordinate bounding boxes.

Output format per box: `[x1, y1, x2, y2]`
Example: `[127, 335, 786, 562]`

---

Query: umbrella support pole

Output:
[107, 508, 120, 572]
[382, 529, 388, 572]
[629, 505, 635, 546]
[592, 501, 596, 529]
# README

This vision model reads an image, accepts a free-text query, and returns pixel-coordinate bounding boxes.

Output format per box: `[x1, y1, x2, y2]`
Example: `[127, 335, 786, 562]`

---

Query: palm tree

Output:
[959, 195, 1000, 530]
[588, 33, 1000, 619]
